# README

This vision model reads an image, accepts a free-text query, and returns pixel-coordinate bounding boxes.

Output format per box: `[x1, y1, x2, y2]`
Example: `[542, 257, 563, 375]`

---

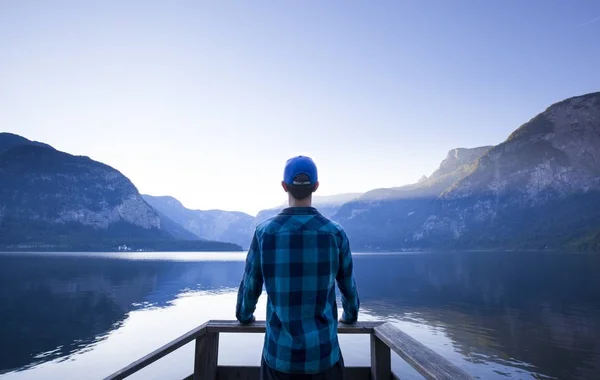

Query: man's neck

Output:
[288, 196, 312, 208]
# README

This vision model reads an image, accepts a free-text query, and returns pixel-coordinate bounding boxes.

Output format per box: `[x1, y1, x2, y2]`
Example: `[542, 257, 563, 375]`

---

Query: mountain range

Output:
[2, 91, 599, 252]
[0, 133, 356, 251]
[139, 193, 362, 249]
[0, 133, 241, 252]
[332, 92, 600, 251]
[142, 195, 255, 248]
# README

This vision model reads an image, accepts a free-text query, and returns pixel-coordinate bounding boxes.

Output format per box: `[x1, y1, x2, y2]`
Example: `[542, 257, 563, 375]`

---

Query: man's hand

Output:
[239, 315, 256, 325]
[339, 317, 356, 325]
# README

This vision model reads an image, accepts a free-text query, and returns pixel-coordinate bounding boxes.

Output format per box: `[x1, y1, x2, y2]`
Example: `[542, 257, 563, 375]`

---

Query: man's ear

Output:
[313, 181, 319, 193]
[281, 181, 289, 193]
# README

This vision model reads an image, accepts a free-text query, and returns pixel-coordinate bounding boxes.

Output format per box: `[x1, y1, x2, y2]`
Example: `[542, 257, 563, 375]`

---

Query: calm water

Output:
[0, 251, 599, 380]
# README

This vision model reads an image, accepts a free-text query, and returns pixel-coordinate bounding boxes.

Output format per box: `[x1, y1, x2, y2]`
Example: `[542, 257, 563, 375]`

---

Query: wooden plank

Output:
[206, 320, 266, 333]
[194, 332, 219, 380]
[206, 320, 383, 334]
[370, 334, 391, 380]
[106, 320, 384, 379]
[213, 366, 372, 380]
[374, 323, 474, 380]
[103, 322, 209, 380]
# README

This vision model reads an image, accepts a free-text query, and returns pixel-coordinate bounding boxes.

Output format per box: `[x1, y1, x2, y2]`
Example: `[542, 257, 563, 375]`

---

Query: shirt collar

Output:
[280, 207, 320, 215]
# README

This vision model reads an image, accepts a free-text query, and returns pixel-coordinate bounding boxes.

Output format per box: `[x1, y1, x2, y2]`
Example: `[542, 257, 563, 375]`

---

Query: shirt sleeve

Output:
[236, 230, 263, 324]
[335, 227, 360, 323]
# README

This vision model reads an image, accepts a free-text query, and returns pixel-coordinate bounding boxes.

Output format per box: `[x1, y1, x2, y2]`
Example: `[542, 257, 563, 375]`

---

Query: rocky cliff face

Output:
[0, 144, 160, 231]
[332, 92, 600, 251]
[357, 146, 492, 203]
[446, 93, 600, 201]
[415, 92, 600, 248]
[429, 146, 493, 184]
[332, 146, 492, 249]
[0, 134, 241, 251]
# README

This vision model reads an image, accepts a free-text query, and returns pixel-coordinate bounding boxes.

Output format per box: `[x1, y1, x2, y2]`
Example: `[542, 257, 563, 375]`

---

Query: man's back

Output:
[236, 155, 359, 378]
[236, 206, 360, 374]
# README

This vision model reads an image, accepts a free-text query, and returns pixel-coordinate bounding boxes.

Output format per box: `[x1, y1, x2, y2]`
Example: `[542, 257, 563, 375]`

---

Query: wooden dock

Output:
[104, 320, 473, 380]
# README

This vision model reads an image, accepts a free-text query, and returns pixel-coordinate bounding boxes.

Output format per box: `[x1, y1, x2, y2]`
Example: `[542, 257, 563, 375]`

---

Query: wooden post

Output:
[194, 332, 219, 380]
[370, 334, 391, 380]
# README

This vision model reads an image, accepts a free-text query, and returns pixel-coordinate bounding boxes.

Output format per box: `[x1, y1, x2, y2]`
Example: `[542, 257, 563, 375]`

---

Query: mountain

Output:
[332, 146, 492, 249]
[142, 195, 254, 249]
[0, 133, 241, 251]
[143, 193, 361, 249]
[0, 133, 52, 155]
[332, 92, 600, 251]
[254, 193, 362, 225]
[158, 213, 203, 241]
[359, 146, 493, 202]
[429, 92, 600, 249]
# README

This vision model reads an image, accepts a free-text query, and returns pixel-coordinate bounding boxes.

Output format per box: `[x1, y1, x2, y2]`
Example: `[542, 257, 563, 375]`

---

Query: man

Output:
[236, 155, 360, 380]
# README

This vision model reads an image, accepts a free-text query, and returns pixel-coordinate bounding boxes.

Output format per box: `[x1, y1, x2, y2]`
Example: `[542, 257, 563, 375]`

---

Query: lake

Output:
[0, 251, 598, 380]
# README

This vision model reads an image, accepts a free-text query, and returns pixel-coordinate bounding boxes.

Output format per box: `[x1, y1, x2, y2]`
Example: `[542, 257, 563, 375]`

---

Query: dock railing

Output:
[104, 320, 473, 380]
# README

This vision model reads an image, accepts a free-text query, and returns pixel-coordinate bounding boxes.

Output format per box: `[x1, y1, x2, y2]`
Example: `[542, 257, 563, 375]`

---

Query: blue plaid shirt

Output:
[236, 207, 360, 374]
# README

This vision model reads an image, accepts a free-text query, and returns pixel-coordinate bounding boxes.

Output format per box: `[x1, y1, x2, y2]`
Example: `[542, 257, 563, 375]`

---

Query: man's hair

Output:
[287, 173, 316, 200]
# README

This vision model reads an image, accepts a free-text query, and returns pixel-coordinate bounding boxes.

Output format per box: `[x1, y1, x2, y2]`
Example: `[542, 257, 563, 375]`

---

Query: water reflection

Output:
[352, 252, 600, 380]
[0, 252, 598, 380]
[0, 253, 245, 373]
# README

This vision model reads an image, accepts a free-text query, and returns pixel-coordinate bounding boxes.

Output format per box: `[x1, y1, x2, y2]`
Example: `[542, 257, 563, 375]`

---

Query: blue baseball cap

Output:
[283, 156, 318, 185]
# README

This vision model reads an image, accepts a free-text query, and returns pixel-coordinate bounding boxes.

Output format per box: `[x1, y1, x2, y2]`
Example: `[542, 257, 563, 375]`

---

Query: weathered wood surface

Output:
[194, 332, 219, 380]
[206, 319, 383, 334]
[184, 366, 373, 380]
[103, 322, 208, 380]
[370, 334, 391, 380]
[374, 322, 474, 380]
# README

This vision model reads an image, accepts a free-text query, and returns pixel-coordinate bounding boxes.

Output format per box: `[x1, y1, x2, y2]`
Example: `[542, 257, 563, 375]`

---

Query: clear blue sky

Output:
[1, 1, 599, 215]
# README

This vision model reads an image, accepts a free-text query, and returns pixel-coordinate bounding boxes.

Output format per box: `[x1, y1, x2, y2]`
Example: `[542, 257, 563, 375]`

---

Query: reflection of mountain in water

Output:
[1, 252, 599, 379]
[0, 254, 244, 373]
[352, 253, 600, 380]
